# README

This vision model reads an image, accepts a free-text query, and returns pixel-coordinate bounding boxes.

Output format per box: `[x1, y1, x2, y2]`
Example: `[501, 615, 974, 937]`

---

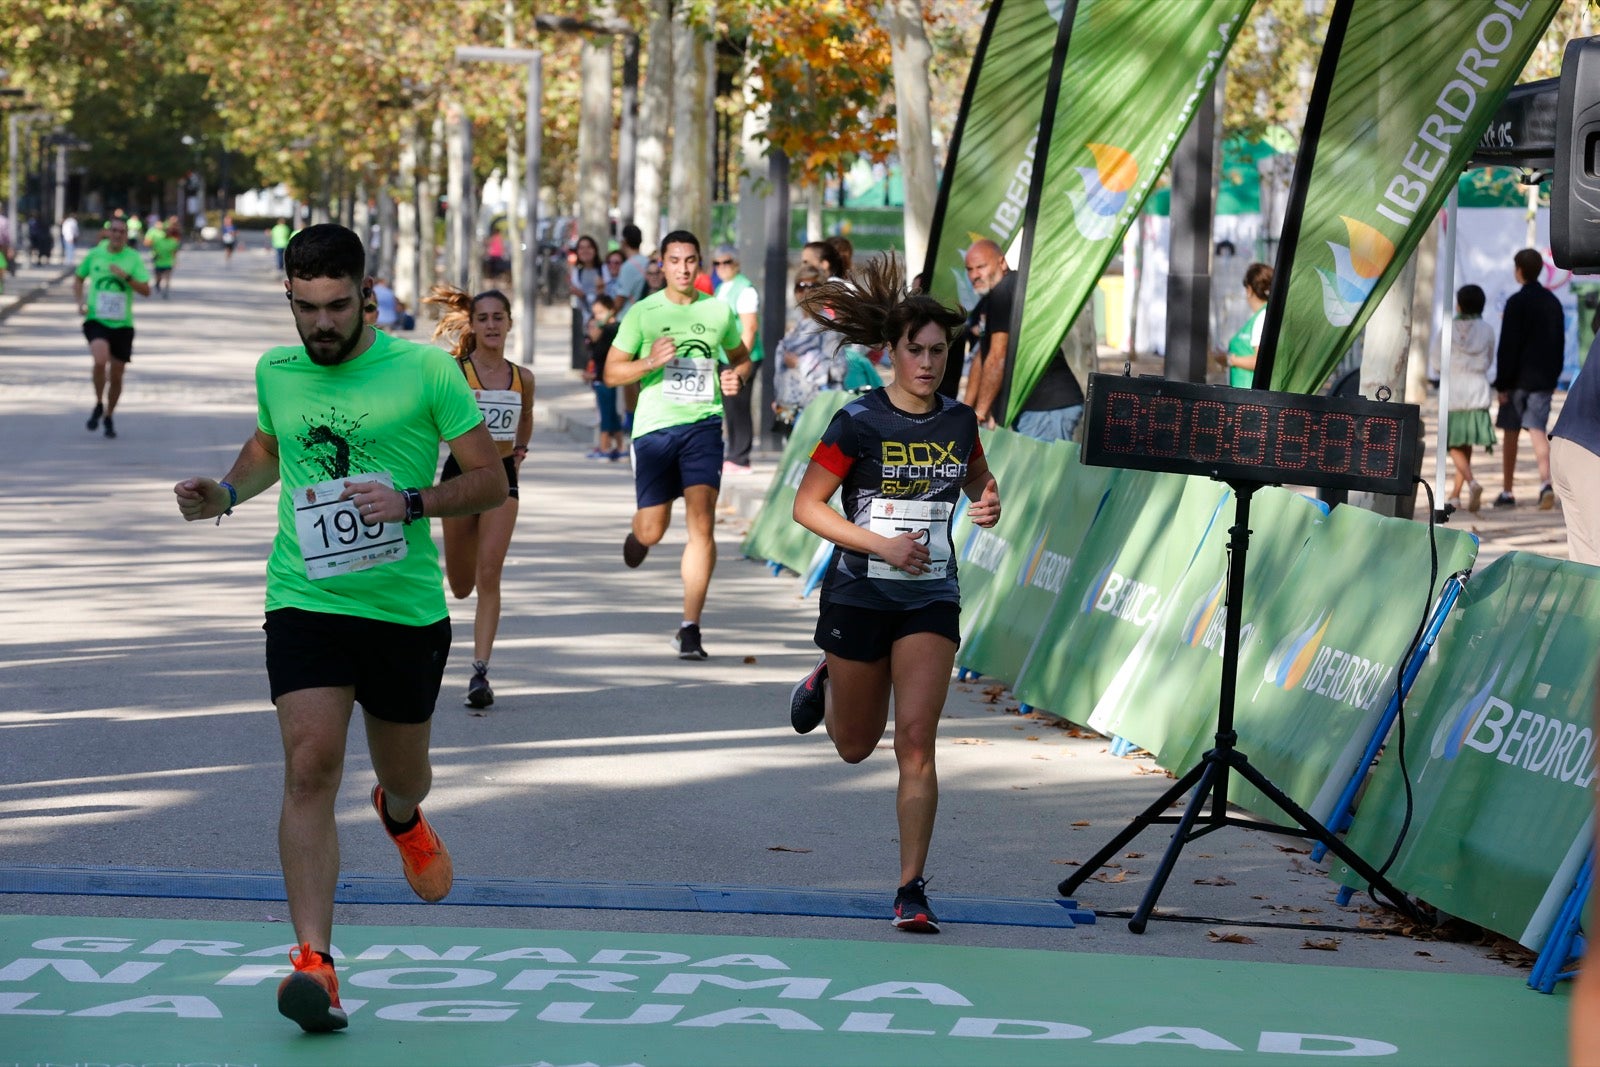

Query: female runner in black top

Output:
[787, 254, 1001, 933]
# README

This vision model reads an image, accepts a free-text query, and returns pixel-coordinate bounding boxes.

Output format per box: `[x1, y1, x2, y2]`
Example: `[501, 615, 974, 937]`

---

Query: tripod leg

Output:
[1229, 756, 1421, 922]
[1128, 757, 1222, 933]
[1057, 756, 1211, 897]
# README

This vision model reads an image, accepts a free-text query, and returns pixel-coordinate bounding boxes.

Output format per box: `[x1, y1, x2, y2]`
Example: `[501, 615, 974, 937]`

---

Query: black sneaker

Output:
[1493, 491, 1515, 509]
[892, 876, 940, 933]
[466, 661, 493, 708]
[1539, 484, 1556, 510]
[86, 402, 103, 431]
[790, 657, 828, 734]
[673, 623, 707, 660]
[102, 414, 116, 439]
[623, 532, 649, 568]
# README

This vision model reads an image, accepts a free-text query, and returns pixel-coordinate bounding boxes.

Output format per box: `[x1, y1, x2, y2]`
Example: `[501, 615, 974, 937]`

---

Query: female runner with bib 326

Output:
[786, 254, 1001, 933]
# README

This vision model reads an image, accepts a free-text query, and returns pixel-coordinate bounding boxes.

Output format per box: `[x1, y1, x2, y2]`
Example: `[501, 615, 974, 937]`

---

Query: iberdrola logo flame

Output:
[1181, 576, 1226, 648]
[1017, 527, 1051, 587]
[1316, 216, 1394, 326]
[1080, 557, 1117, 615]
[1070, 143, 1137, 241]
[1263, 610, 1332, 690]
[1429, 666, 1503, 762]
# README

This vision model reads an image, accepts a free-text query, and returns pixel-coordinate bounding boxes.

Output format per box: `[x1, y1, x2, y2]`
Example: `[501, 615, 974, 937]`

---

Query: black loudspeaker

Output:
[1552, 36, 1600, 270]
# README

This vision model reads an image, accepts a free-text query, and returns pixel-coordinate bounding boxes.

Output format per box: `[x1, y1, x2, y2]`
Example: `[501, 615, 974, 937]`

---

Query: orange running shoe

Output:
[372, 784, 454, 902]
[276, 943, 347, 1032]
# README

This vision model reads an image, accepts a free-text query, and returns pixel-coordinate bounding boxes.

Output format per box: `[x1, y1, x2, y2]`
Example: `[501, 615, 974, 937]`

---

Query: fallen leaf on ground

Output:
[981, 685, 1006, 704]
[1012, 725, 1025, 730]
[1071, 820, 1091, 827]
[1024, 735, 1040, 741]
[1207, 931, 1257, 945]
[1052, 859, 1082, 866]
[1125, 852, 1145, 859]
[1091, 870, 1128, 883]
[1274, 844, 1311, 854]
[1414, 950, 1432, 957]
[767, 845, 812, 853]
[1194, 875, 1237, 886]
[1302, 937, 1341, 951]
[742, 655, 757, 664]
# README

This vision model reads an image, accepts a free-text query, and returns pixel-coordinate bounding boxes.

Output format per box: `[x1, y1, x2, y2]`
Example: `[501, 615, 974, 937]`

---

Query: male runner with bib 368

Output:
[172, 225, 507, 1034]
[787, 254, 1001, 934]
[603, 229, 750, 660]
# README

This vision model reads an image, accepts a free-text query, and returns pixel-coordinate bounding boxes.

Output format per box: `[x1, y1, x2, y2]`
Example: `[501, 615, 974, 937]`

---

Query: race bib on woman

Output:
[867, 498, 952, 581]
[474, 389, 520, 441]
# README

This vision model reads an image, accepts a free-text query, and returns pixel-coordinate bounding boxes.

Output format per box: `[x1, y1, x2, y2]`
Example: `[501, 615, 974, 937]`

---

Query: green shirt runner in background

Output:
[151, 233, 180, 270]
[75, 244, 149, 329]
[612, 288, 743, 439]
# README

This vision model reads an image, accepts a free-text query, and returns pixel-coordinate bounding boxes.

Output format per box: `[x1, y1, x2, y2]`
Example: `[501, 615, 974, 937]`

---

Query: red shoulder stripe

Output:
[811, 440, 853, 479]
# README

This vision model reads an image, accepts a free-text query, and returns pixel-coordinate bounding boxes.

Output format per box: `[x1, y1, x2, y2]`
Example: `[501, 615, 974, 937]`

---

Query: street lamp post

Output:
[8, 110, 47, 250]
[455, 46, 542, 368]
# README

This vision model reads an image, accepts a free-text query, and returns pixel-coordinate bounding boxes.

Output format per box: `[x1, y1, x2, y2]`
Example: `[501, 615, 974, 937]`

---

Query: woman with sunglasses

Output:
[786, 254, 1001, 933]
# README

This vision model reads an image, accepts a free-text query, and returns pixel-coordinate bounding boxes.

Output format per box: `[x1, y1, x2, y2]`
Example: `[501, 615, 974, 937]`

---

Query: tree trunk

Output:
[884, 0, 935, 270]
[377, 179, 397, 286]
[736, 52, 767, 283]
[618, 31, 640, 226]
[803, 181, 823, 242]
[446, 98, 474, 291]
[634, 0, 672, 247]
[394, 120, 420, 309]
[578, 19, 616, 245]
[669, 0, 712, 241]
[419, 112, 441, 300]
[1352, 252, 1419, 518]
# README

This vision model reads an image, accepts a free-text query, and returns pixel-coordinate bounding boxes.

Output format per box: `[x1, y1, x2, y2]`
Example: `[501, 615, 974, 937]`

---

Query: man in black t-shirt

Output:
[962, 239, 1084, 442]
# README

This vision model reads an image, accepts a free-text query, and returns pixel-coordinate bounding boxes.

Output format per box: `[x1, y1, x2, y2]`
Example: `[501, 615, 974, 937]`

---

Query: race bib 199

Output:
[660, 356, 717, 404]
[867, 497, 953, 581]
[293, 472, 408, 580]
[474, 389, 521, 441]
[94, 290, 127, 321]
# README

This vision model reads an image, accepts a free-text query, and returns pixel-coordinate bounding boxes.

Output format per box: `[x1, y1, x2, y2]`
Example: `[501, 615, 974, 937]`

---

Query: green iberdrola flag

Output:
[1267, 0, 1560, 394]
[1004, 0, 1251, 424]
[922, 0, 1061, 315]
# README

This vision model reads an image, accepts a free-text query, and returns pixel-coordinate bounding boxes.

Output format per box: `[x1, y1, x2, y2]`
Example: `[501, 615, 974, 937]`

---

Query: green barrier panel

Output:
[952, 430, 1080, 677]
[1174, 506, 1478, 824]
[1086, 487, 1327, 767]
[955, 450, 1121, 686]
[1335, 552, 1600, 951]
[740, 392, 852, 574]
[1011, 472, 1226, 724]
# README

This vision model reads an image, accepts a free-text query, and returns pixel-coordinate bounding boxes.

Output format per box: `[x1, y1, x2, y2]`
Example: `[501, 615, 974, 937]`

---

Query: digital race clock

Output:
[1080, 373, 1422, 495]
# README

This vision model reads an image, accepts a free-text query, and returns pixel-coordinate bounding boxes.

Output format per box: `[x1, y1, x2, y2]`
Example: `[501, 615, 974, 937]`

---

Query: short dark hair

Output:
[1456, 283, 1486, 316]
[592, 293, 616, 312]
[621, 223, 642, 250]
[285, 224, 366, 284]
[659, 229, 700, 258]
[1514, 248, 1544, 284]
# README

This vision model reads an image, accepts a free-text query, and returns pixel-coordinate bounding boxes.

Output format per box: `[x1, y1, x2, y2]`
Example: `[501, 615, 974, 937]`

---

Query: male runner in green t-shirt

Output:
[604, 229, 750, 659]
[74, 217, 151, 439]
[148, 217, 180, 298]
[270, 217, 291, 271]
[173, 224, 507, 1035]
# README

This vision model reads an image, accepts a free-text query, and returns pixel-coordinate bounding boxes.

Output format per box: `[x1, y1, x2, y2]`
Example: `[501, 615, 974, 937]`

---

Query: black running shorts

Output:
[814, 599, 961, 663]
[264, 608, 451, 724]
[440, 453, 519, 499]
[83, 320, 134, 362]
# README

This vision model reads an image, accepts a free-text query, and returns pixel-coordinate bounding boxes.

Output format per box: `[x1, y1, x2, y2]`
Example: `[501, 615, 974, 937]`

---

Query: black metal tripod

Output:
[1056, 482, 1419, 933]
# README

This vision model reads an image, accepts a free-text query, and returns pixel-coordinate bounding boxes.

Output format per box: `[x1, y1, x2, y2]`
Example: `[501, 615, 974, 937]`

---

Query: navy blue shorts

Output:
[632, 418, 723, 509]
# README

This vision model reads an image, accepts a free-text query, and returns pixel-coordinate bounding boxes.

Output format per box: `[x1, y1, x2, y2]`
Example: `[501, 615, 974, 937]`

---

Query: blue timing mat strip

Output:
[0, 864, 1095, 928]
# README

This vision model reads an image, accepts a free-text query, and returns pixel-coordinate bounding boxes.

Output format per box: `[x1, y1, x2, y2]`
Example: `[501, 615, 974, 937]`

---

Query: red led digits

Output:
[1148, 396, 1184, 456]
[1317, 413, 1355, 472]
[1359, 416, 1400, 478]
[1233, 405, 1269, 465]
[1274, 409, 1312, 470]
[1104, 391, 1141, 452]
[1190, 400, 1226, 462]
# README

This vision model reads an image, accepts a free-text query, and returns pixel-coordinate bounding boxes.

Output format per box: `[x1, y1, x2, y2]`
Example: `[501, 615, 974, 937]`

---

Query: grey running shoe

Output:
[790, 657, 828, 734]
[892, 876, 940, 933]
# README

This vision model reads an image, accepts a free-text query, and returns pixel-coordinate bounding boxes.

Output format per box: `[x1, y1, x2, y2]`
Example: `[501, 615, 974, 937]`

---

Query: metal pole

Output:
[522, 55, 541, 368]
[1435, 188, 1458, 504]
[8, 114, 17, 248]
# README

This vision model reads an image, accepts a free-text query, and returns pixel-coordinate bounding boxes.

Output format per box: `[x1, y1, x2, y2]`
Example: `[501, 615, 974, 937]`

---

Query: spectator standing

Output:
[613, 224, 649, 316]
[60, 213, 79, 267]
[1551, 332, 1600, 565]
[1444, 284, 1496, 513]
[569, 234, 604, 368]
[711, 244, 762, 473]
[1492, 248, 1565, 509]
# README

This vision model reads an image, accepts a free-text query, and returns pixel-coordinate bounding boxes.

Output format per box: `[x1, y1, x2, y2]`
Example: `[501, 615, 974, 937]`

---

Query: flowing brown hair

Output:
[423, 284, 511, 358]
[797, 252, 964, 350]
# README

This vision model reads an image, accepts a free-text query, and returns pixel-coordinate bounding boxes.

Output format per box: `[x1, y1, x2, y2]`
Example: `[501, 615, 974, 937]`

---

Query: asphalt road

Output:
[0, 248, 1531, 978]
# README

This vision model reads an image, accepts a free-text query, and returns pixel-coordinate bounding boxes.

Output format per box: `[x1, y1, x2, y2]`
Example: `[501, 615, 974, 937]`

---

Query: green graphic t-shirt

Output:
[150, 234, 180, 269]
[256, 330, 484, 626]
[613, 289, 743, 439]
[75, 245, 149, 328]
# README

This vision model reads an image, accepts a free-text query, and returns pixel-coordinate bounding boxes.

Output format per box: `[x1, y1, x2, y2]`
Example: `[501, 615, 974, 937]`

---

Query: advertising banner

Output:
[1087, 488, 1328, 766]
[1336, 553, 1600, 951]
[922, 0, 1062, 314]
[1164, 505, 1479, 823]
[1266, 0, 1560, 393]
[739, 392, 853, 575]
[1006, 0, 1251, 422]
[955, 438, 1116, 685]
[1011, 472, 1226, 723]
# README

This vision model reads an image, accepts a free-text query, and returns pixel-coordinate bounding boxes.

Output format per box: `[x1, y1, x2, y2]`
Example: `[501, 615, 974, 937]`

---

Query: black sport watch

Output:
[401, 488, 425, 525]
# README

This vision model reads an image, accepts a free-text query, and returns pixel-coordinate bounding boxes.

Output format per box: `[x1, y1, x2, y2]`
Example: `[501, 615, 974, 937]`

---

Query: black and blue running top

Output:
[809, 388, 983, 611]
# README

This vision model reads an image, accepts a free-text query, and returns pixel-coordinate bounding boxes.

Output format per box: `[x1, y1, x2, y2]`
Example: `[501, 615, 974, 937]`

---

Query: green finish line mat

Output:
[0, 914, 1567, 1067]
